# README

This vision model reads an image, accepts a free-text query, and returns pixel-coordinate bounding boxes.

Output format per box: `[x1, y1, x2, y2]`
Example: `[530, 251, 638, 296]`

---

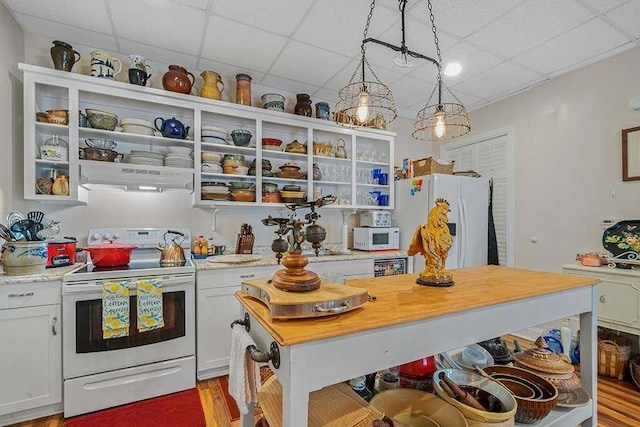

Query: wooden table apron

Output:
[236, 265, 599, 427]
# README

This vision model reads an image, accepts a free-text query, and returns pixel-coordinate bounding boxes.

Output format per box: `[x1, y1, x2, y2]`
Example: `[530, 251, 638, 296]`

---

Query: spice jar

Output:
[294, 94, 312, 117]
[235, 73, 252, 106]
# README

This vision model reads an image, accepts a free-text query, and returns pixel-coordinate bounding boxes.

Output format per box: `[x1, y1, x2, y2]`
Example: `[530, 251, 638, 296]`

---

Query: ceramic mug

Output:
[90, 50, 122, 79]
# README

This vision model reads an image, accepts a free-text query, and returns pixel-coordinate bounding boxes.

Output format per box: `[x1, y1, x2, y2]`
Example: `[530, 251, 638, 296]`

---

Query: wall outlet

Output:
[601, 218, 620, 229]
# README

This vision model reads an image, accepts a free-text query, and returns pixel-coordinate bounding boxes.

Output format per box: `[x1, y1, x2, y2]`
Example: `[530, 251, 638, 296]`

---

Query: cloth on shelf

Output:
[228, 323, 262, 414]
[136, 279, 164, 333]
[102, 280, 130, 339]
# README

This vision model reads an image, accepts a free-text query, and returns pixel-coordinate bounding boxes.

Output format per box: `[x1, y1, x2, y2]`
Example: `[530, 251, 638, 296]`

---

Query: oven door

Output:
[62, 274, 195, 379]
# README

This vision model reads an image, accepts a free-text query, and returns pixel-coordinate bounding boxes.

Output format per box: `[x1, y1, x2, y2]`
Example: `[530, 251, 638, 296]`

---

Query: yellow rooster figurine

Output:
[408, 198, 454, 286]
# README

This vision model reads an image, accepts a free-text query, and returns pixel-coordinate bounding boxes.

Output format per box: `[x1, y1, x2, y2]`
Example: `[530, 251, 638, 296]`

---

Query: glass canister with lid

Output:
[235, 73, 252, 106]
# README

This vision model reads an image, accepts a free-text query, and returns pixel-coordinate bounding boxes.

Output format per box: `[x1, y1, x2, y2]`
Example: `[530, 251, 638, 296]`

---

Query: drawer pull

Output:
[248, 341, 281, 369]
[51, 316, 58, 336]
[313, 301, 350, 314]
[8, 292, 35, 298]
[240, 274, 255, 279]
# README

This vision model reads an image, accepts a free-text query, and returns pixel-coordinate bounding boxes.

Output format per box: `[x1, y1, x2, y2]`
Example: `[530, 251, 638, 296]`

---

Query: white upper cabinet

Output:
[21, 64, 395, 210]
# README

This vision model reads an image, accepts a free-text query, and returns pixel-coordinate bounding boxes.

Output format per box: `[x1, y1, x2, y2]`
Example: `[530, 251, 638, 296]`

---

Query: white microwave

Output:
[352, 227, 400, 251]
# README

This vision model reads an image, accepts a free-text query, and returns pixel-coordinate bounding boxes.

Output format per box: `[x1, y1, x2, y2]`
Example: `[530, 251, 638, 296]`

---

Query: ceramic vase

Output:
[162, 65, 195, 94]
[200, 71, 224, 100]
[50, 40, 80, 72]
[235, 73, 252, 106]
[294, 94, 312, 117]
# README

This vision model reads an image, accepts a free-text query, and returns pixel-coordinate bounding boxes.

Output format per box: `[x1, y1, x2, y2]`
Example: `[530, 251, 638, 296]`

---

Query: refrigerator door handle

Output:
[459, 198, 467, 267]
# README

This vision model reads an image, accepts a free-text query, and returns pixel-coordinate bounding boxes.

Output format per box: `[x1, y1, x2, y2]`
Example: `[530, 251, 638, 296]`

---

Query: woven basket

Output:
[630, 354, 640, 390]
[598, 338, 631, 380]
[412, 157, 455, 177]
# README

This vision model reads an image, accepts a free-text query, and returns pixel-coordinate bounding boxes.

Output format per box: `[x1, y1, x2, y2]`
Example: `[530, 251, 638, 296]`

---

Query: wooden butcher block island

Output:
[235, 265, 600, 427]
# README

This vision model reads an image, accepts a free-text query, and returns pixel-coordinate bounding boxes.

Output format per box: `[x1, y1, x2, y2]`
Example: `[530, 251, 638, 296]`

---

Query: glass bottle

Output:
[235, 73, 252, 106]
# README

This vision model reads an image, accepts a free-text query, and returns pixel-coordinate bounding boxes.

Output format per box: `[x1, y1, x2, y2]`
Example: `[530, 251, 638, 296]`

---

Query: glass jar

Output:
[235, 73, 252, 106]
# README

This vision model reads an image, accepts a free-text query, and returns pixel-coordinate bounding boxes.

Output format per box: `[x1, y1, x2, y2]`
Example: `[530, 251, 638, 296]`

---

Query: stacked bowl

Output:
[121, 118, 155, 135]
[202, 125, 228, 144]
[201, 151, 222, 174]
[164, 146, 194, 169]
[201, 182, 229, 200]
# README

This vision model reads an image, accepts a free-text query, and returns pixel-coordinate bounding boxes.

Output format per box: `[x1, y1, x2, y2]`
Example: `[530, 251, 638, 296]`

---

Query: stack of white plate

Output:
[165, 153, 194, 169]
[127, 150, 164, 166]
[202, 125, 228, 144]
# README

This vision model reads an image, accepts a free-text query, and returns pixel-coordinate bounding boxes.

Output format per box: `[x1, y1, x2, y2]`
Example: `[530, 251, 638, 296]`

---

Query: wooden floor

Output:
[9, 374, 640, 427]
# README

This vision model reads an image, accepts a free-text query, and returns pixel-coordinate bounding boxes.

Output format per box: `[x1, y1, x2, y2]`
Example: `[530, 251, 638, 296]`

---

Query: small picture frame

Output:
[622, 126, 640, 181]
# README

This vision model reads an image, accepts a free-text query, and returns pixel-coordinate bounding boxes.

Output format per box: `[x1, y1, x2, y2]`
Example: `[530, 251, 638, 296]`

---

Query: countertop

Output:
[0, 263, 82, 285]
[237, 265, 599, 346]
[194, 250, 408, 271]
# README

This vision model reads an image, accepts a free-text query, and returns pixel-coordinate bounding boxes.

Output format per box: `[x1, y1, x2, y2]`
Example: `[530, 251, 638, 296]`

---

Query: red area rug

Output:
[64, 388, 205, 427]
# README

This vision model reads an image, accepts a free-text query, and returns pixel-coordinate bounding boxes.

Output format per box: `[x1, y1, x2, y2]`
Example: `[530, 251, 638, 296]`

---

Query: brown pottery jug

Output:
[162, 65, 195, 94]
[50, 40, 81, 72]
[294, 94, 312, 117]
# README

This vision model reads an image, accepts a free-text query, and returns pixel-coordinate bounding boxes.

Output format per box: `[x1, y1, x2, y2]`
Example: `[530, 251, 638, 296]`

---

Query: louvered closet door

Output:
[441, 130, 513, 267]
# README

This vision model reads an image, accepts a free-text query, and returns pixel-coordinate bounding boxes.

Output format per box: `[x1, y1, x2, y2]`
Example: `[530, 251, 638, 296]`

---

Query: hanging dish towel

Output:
[136, 279, 164, 333]
[102, 280, 130, 339]
[229, 324, 261, 414]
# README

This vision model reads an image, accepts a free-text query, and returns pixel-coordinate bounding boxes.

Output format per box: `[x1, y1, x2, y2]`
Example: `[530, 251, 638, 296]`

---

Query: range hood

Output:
[79, 161, 194, 193]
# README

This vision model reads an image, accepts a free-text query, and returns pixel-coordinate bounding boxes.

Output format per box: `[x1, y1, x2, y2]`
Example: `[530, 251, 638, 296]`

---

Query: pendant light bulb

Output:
[356, 90, 370, 123]
[434, 108, 446, 138]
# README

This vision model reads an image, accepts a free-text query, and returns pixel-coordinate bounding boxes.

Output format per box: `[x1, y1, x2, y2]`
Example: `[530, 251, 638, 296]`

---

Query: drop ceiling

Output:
[3, 0, 639, 119]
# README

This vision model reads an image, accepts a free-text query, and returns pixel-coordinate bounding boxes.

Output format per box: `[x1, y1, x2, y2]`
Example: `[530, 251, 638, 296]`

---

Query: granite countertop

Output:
[0, 263, 84, 285]
[194, 250, 408, 271]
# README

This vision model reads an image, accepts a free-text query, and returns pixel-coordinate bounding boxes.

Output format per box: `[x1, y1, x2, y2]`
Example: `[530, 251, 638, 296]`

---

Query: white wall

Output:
[459, 46, 640, 272]
[0, 4, 24, 221]
[16, 33, 407, 249]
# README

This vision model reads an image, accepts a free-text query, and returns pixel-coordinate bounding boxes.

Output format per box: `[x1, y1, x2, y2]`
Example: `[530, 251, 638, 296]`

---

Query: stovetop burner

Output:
[72, 260, 173, 274]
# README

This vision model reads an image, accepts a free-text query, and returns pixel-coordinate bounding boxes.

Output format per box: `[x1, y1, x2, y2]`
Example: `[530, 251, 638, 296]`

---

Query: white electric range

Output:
[62, 227, 195, 417]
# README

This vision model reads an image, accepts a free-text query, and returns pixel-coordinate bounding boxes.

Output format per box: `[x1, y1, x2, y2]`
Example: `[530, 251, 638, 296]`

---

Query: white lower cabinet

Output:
[563, 263, 640, 335]
[0, 282, 62, 425]
[196, 258, 375, 380]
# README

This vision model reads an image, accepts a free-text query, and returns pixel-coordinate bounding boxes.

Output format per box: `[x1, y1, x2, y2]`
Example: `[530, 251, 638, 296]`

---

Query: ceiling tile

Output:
[605, 0, 640, 38]
[210, 0, 314, 37]
[269, 41, 351, 87]
[390, 75, 440, 108]
[467, 0, 594, 59]
[201, 15, 288, 73]
[14, 13, 116, 52]
[259, 74, 320, 98]
[431, 41, 502, 84]
[118, 38, 198, 70]
[170, 0, 210, 9]
[323, 57, 407, 92]
[409, 0, 520, 39]
[452, 61, 543, 100]
[109, 0, 206, 56]
[514, 18, 630, 75]
[293, 0, 397, 57]
[198, 57, 264, 83]
[579, 0, 627, 13]
[5, 0, 111, 33]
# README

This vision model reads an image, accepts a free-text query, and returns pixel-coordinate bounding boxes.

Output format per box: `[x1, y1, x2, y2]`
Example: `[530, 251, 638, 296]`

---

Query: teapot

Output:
[157, 230, 186, 267]
[154, 117, 190, 139]
[51, 174, 69, 196]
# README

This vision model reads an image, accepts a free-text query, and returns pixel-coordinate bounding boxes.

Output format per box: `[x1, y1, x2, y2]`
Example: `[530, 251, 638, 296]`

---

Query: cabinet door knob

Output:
[599, 295, 606, 303]
[51, 316, 58, 336]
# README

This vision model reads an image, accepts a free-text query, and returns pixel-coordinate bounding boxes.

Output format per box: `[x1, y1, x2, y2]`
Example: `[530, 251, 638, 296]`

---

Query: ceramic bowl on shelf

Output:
[201, 125, 227, 139]
[235, 165, 249, 175]
[202, 152, 222, 163]
[201, 162, 222, 173]
[45, 109, 69, 125]
[262, 138, 283, 150]
[167, 145, 193, 156]
[86, 108, 118, 131]
[120, 118, 155, 136]
[230, 189, 256, 202]
[230, 129, 252, 147]
[228, 181, 254, 190]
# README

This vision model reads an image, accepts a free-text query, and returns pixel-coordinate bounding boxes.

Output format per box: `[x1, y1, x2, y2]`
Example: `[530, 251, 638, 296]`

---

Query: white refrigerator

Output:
[393, 174, 489, 273]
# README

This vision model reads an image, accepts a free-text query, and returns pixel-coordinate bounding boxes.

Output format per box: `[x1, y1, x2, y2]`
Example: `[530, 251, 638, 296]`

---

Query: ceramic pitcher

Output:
[128, 54, 153, 77]
[50, 40, 81, 72]
[90, 50, 122, 79]
[200, 71, 224, 100]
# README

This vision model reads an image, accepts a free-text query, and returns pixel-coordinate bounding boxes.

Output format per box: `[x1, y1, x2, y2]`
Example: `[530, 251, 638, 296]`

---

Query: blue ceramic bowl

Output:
[230, 129, 252, 147]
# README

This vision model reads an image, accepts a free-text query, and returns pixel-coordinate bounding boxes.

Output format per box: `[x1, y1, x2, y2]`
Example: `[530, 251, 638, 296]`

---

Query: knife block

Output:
[236, 233, 255, 254]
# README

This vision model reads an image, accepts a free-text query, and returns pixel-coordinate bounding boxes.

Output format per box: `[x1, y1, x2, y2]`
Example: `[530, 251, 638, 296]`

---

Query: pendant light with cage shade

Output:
[334, 0, 397, 129]
[334, 0, 471, 142]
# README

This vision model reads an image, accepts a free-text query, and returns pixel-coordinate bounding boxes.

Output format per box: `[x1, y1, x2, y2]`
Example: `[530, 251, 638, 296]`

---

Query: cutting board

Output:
[240, 278, 369, 320]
